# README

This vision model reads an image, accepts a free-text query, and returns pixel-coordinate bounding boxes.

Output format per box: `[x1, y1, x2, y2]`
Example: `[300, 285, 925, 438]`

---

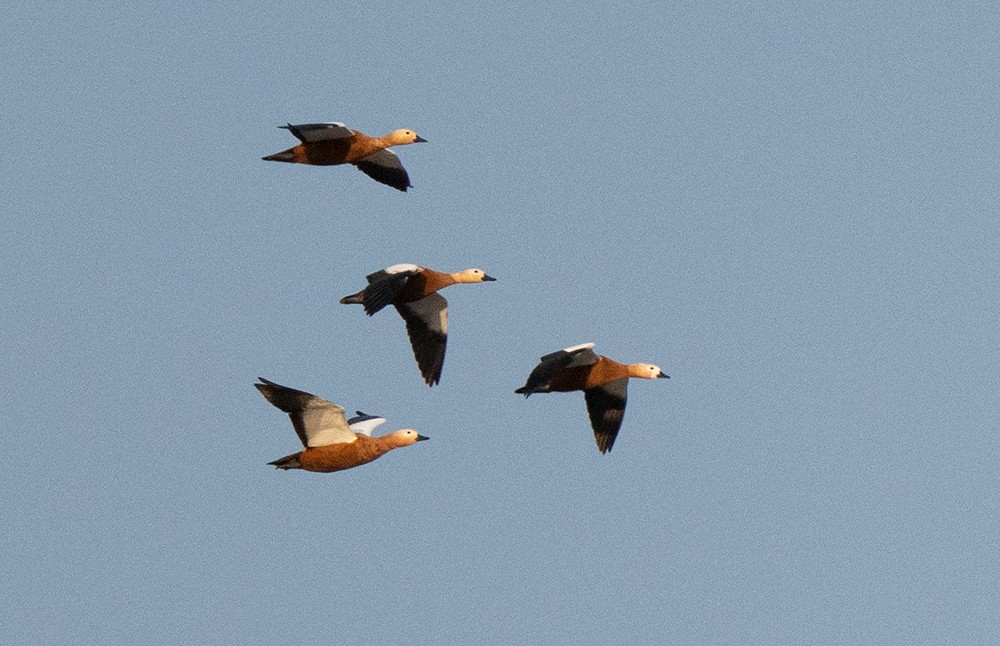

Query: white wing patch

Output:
[562, 342, 596, 353]
[301, 399, 358, 447]
[348, 416, 387, 436]
[438, 305, 448, 335]
[385, 263, 421, 274]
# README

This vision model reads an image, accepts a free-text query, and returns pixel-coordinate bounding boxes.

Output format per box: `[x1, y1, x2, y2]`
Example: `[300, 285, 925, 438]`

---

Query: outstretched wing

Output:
[254, 378, 356, 447]
[354, 149, 412, 192]
[583, 377, 629, 454]
[515, 342, 599, 395]
[360, 265, 421, 315]
[347, 411, 387, 437]
[281, 122, 353, 142]
[395, 293, 448, 386]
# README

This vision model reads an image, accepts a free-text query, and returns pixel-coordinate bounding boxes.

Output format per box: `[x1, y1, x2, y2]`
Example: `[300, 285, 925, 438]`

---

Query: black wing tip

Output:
[421, 367, 442, 387]
[262, 151, 295, 162]
[280, 123, 307, 142]
[354, 160, 412, 191]
[595, 432, 617, 454]
[339, 293, 362, 305]
[399, 311, 445, 388]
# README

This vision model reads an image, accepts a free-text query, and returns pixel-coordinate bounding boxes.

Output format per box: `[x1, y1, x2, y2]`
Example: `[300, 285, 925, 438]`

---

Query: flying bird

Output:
[262, 122, 426, 191]
[255, 377, 428, 472]
[515, 343, 669, 453]
[339, 263, 496, 386]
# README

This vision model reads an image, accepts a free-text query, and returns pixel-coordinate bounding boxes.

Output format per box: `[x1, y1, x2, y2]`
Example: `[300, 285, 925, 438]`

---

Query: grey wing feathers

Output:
[347, 411, 382, 426]
[539, 345, 599, 368]
[354, 149, 412, 192]
[395, 293, 448, 386]
[254, 377, 354, 447]
[516, 345, 599, 395]
[347, 411, 387, 436]
[360, 271, 415, 315]
[255, 377, 318, 446]
[281, 122, 353, 142]
[583, 378, 629, 454]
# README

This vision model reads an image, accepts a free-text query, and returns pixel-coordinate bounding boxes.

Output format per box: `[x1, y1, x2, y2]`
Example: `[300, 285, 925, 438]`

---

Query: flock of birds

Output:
[257, 122, 670, 472]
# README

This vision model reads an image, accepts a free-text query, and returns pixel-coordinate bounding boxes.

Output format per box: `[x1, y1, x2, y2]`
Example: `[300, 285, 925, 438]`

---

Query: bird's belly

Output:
[300, 141, 354, 165]
[299, 444, 379, 472]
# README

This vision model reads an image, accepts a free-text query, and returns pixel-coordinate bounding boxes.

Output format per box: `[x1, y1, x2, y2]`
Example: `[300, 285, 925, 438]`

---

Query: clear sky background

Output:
[3, 2, 999, 644]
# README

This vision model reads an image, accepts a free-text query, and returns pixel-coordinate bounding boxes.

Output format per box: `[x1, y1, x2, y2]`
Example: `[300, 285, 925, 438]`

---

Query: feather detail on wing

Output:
[255, 378, 356, 447]
[360, 268, 419, 315]
[516, 343, 599, 395]
[347, 411, 387, 436]
[280, 122, 353, 142]
[354, 149, 411, 191]
[584, 378, 629, 454]
[395, 293, 448, 386]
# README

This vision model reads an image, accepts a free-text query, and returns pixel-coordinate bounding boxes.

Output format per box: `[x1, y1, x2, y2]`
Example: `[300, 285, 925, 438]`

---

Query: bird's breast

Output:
[299, 439, 386, 473]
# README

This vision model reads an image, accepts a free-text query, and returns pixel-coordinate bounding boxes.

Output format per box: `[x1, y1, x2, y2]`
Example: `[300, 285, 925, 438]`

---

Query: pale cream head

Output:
[627, 363, 670, 379]
[452, 268, 497, 283]
[385, 428, 430, 446]
[385, 129, 426, 145]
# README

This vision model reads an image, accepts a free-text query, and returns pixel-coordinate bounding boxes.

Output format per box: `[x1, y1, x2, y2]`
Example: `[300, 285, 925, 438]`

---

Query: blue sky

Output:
[3, 2, 999, 643]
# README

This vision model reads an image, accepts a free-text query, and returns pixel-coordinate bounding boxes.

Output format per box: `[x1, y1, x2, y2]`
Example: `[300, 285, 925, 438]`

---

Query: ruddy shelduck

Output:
[515, 343, 669, 454]
[262, 122, 426, 191]
[339, 263, 497, 386]
[255, 377, 428, 472]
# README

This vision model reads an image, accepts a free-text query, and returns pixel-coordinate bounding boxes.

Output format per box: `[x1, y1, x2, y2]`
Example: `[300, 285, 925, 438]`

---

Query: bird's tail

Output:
[267, 452, 302, 470]
[514, 385, 533, 397]
[339, 290, 365, 305]
[262, 149, 296, 162]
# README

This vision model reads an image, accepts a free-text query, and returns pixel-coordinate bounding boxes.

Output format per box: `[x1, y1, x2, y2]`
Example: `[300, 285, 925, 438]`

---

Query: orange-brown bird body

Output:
[339, 264, 496, 386]
[268, 131, 398, 166]
[262, 122, 426, 191]
[393, 269, 458, 302]
[273, 432, 423, 473]
[516, 343, 669, 453]
[546, 355, 633, 392]
[255, 377, 427, 473]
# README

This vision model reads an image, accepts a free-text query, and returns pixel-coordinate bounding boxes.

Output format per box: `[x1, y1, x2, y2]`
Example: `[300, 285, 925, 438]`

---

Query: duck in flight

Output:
[255, 377, 428, 472]
[262, 122, 426, 191]
[339, 263, 496, 386]
[515, 343, 669, 453]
